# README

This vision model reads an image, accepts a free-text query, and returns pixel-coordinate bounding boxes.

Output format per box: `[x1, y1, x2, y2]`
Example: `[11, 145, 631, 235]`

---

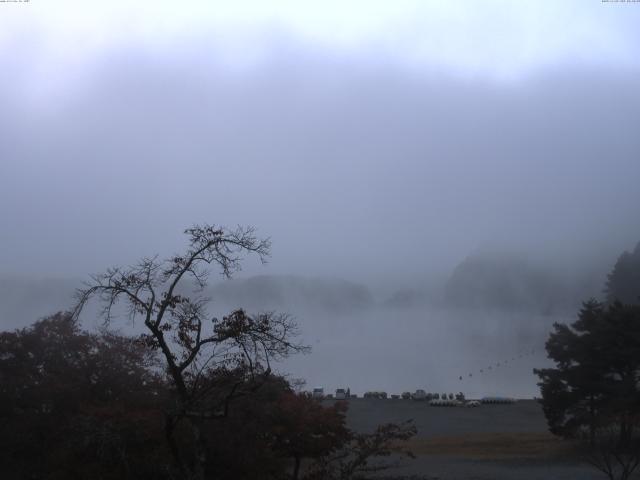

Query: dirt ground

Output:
[332, 399, 611, 480]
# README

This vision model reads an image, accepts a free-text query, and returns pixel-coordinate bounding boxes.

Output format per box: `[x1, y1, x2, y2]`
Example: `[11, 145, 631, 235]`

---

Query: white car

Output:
[335, 388, 347, 400]
[465, 400, 481, 407]
[312, 387, 324, 399]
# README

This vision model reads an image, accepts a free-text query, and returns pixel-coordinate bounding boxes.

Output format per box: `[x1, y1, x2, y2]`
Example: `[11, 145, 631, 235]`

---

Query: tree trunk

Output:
[589, 395, 596, 446]
[292, 454, 301, 480]
[165, 413, 187, 477]
[189, 418, 207, 480]
[619, 415, 631, 449]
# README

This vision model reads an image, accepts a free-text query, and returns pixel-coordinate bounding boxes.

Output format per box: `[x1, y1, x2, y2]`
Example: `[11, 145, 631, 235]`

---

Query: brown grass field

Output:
[399, 432, 579, 460]
[336, 400, 602, 478]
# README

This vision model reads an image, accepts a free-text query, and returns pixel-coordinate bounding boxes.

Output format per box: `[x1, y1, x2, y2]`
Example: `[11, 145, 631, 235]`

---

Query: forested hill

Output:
[208, 275, 374, 314]
[442, 252, 606, 315]
[0, 274, 375, 329]
[605, 241, 640, 304]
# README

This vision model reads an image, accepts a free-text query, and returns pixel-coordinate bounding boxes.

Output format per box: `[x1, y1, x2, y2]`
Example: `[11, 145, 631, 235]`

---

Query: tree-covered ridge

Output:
[605, 242, 640, 305]
[209, 275, 374, 313]
[443, 252, 591, 314]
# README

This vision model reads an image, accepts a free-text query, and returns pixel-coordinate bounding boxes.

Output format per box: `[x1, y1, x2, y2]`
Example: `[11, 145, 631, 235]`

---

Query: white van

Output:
[335, 388, 347, 400]
[312, 387, 324, 399]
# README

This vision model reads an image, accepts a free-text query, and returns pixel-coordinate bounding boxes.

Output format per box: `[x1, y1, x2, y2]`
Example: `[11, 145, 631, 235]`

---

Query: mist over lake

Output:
[2, 3, 640, 478]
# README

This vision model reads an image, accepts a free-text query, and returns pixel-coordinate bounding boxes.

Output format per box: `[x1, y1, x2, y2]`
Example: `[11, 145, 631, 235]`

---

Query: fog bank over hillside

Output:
[209, 275, 374, 314]
[0, 236, 631, 400]
[441, 250, 610, 315]
[0, 248, 615, 398]
[0, 274, 564, 396]
[2, 53, 640, 282]
[0, 241, 621, 328]
[0, 276, 80, 330]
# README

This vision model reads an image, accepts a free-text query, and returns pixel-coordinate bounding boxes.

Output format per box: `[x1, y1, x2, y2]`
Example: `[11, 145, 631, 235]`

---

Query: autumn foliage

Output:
[0, 313, 415, 480]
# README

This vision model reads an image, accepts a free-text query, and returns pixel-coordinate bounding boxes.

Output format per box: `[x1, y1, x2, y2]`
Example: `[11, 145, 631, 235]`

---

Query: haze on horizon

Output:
[1, 1, 640, 396]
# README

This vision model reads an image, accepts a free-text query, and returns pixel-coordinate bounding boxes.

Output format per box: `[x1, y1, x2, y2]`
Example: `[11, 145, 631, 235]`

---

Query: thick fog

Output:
[1, 1, 640, 398]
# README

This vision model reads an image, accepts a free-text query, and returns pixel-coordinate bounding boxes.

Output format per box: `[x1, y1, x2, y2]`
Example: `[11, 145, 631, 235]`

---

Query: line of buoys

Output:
[458, 347, 540, 381]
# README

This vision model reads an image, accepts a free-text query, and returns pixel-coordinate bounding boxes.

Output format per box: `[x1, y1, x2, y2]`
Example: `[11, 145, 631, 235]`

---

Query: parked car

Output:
[364, 391, 388, 399]
[335, 388, 347, 400]
[391, 394, 400, 399]
[401, 391, 412, 400]
[481, 396, 516, 404]
[312, 387, 324, 399]
[412, 389, 427, 400]
[465, 400, 481, 407]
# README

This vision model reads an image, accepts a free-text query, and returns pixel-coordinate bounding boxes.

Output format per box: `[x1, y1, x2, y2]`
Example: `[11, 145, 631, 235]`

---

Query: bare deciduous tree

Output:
[306, 421, 417, 480]
[73, 224, 308, 480]
[585, 420, 640, 480]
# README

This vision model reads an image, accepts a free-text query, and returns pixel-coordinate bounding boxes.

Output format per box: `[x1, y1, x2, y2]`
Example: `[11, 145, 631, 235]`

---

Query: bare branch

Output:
[70, 224, 305, 480]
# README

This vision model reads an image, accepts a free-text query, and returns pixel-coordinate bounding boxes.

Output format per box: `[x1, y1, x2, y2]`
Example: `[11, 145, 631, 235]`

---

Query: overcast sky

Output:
[1, 1, 640, 284]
